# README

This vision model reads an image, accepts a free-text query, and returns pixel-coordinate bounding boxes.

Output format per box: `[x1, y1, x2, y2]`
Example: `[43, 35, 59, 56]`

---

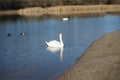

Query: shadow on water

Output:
[0, 12, 106, 22]
[47, 47, 64, 62]
[0, 12, 120, 22]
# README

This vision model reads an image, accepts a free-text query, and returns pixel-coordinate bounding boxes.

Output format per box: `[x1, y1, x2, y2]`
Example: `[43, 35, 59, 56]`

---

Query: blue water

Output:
[0, 13, 120, 80]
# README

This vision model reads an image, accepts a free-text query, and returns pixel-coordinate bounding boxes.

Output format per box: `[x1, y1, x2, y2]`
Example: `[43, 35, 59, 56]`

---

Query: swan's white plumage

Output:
[63, 18, 68, 21]
[46, 33, 64, 48]
[46, 40, 61, 47]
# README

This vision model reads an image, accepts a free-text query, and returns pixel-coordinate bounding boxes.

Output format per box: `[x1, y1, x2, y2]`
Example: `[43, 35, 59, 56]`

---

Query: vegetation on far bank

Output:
[0, 0, 120, 10]
[18, 5, 120, 15]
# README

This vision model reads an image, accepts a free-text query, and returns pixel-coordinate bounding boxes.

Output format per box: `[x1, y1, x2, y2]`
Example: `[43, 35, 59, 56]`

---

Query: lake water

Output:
[0, 13, 120, 80]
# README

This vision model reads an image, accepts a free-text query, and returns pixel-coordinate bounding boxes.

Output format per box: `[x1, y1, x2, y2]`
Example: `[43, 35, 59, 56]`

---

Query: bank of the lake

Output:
[59, 30, 120, 80]
[0, 5, 120, 16]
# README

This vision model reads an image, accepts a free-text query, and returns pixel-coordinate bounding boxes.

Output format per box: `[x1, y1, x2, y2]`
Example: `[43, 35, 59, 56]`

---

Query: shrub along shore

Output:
[0, 5, 120, 16]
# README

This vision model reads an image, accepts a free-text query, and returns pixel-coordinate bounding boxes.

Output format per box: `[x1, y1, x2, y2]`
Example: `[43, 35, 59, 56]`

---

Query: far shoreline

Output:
[0, 5, 120, 16]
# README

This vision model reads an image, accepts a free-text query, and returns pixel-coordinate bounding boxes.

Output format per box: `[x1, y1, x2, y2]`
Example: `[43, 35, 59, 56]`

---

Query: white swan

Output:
[46, 33, 64, 48]
[63, 18, 68, 21]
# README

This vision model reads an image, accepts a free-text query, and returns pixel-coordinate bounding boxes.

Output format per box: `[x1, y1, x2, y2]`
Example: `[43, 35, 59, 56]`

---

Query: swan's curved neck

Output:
[59, 35, 64, 47]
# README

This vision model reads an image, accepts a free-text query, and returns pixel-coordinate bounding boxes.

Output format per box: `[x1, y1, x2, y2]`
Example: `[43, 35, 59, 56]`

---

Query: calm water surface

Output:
[0, 13, 120, 80]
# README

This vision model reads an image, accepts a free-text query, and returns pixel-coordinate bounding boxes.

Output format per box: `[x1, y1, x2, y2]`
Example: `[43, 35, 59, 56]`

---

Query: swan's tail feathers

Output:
[46, 41, 49, 45]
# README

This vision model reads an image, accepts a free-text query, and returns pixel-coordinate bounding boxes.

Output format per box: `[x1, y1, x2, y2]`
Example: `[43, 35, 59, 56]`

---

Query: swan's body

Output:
[63, 18, 68, 21]
[46, 40, 62, 47]
[46, 33, 64, 48]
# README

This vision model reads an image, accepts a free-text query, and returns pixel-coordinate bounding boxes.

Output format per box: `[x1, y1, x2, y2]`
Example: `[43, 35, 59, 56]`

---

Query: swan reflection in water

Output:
[47, 47, 64, 62]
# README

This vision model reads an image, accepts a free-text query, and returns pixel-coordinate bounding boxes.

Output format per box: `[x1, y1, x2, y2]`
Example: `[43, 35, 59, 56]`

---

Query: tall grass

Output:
[10, 5, 120, 15]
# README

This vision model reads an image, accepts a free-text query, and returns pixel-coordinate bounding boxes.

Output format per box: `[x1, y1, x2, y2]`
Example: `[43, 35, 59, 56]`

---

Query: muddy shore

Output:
[59, 30, 120, 80]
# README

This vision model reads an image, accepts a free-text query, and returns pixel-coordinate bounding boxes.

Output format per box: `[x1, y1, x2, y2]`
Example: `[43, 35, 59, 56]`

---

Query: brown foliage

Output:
[0, 0, 120, 10]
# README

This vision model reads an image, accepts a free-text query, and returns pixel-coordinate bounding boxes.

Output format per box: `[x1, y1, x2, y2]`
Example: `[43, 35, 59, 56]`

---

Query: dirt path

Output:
[59, 30, 120, 80]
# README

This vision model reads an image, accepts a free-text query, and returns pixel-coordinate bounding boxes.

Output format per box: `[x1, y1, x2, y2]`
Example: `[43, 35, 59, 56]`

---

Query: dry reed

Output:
[18, 5, 120, 16]
[0, 5, 120, 16]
